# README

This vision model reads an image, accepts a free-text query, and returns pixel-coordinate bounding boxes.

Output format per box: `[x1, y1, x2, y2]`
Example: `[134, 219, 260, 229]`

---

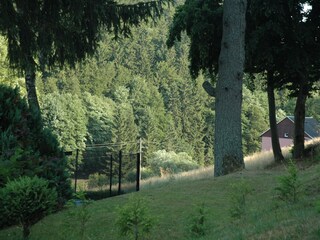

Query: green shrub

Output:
[0, 176, 57, 239]
[147, 150, 198, 176]
[87, 173, 108, 190]
[125, 167, 155, 182]
[275, 160, 300, 203]
[229, 180, 252, 219]
[116, 195, 154, 240]
[188, 203, 207, 237]
[0, 85, 71, 204]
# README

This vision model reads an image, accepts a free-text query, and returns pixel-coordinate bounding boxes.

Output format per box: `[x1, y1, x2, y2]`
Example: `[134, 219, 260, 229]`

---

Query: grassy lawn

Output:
[1, 159, 320, 240]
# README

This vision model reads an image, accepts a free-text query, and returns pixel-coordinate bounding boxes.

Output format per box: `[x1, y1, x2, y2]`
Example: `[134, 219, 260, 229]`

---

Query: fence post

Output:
[109, 154, 113, 197]
[74, 149, 79, 193]
[136, 153, 140, 191]
[118, 150, 122, 195]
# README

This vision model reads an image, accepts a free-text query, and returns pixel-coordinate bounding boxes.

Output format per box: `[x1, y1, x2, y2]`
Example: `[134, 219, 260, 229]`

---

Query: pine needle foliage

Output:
[0, 0, 173, 72]
[275, 160, 300, 203]
[116, 195, 154, 240]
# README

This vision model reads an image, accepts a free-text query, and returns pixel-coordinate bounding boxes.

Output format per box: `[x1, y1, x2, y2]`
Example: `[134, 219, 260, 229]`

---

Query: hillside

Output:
[1, 158, 319, 240]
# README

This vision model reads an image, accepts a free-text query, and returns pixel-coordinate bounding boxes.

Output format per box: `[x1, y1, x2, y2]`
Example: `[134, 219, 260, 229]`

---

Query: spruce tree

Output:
[0, 0, 172, 112]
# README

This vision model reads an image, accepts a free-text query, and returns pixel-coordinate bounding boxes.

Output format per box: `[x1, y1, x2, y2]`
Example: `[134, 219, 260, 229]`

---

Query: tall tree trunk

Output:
[266, 71, 284, 162]
[214, 0, 247, 176]
[25, 64, 40, 113]
[293, 83, 308, 159]
[39, 52, 49, 94]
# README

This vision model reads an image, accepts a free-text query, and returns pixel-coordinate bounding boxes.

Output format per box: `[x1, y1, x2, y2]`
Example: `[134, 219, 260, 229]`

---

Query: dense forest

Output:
[0, 4, 319, 170]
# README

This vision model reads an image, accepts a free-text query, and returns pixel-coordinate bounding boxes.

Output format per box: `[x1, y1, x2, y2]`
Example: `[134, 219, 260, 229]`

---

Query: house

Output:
[260, 116, 320, 151]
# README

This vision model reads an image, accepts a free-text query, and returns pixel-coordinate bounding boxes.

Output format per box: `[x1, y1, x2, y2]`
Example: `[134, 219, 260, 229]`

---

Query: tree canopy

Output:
[167, 0, 222, 78]
[247, 0, 320, 158]
[0, 0, 172, 111]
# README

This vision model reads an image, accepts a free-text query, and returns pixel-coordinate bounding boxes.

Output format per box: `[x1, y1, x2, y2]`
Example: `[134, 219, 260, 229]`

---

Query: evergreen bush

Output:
[0, 176, 57, 239]
[275, 160, 300, 203]
[0, 85, 71, 207]
[116, 195, 154, 240]
[188, 203, 208, 237]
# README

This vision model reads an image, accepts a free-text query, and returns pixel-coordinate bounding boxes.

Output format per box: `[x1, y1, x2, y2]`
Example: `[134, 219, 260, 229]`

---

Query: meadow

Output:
[1, 141, 320, 240]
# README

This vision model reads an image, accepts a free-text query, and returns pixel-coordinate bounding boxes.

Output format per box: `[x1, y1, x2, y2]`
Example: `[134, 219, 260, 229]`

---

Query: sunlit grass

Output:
[75, 138, 320, 192]
[1, 139, 320, 239]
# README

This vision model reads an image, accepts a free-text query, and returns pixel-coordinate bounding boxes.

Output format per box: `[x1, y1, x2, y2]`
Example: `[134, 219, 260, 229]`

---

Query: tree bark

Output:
[293, 83, 308, 159]
[214, 0, 247, 176]
[25, 64, 41, 113]
[266, 71, 284, 162]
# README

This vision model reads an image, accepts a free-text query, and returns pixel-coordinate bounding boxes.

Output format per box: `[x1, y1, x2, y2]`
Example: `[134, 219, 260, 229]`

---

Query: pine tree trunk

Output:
[25, 64, 41, 113]
[267, 72, 284, 162]
[293, 84, 307, 159]
[214, 0, 247, 176]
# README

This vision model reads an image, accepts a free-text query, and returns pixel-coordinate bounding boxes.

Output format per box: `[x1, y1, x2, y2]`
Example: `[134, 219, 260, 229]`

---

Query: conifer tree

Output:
[168, 0, 247, 175]
[0, 0, 172, 112]
[247, 0, 320, 159]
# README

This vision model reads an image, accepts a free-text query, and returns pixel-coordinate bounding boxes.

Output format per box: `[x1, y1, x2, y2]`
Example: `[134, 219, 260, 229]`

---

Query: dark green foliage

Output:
[316, 199, 320, 213]
[37, 7, 212, 165]
[147, 150, 198, 176]
[275, 160, 300, 203]
[229, 180, 252, 219]
[188, 203, 207, 237]
[0, 176, 57, 238]
[125, 167, 155, 182]
[167, 0, 222, 78]
[0, 0, 173, 72]
[0, 85, 71, 206]
[63, 191, 92, 240]
[113, 87, 139, 153]
[87, 173, 108, 190]
[84, 190, 122, 200]
[246, 0, 320, 158]
[0, 0, 173, 112]
[116, 195, 154, 240]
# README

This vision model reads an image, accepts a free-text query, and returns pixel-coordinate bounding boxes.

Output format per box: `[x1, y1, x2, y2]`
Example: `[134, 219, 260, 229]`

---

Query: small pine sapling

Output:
[188, 203, 207, 237]
[63, 191, 91, 240]
[275, 160, 300, 203]
[116, 195, 154, 240]
[229, 179, 252, 219]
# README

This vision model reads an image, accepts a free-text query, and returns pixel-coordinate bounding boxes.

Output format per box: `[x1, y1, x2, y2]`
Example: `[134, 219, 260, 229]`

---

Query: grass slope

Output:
[1, 160, 320, 240]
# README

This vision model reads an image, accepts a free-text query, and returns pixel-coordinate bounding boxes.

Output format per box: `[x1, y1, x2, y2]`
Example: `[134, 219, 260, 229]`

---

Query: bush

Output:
[125, 167, 155, 182]
[0, 85, 71, 205]
[87, 173, 108, 190]
[0, 176, 57, 239]
[116, 195, 154, 240]
[147, 150, 198, 176]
